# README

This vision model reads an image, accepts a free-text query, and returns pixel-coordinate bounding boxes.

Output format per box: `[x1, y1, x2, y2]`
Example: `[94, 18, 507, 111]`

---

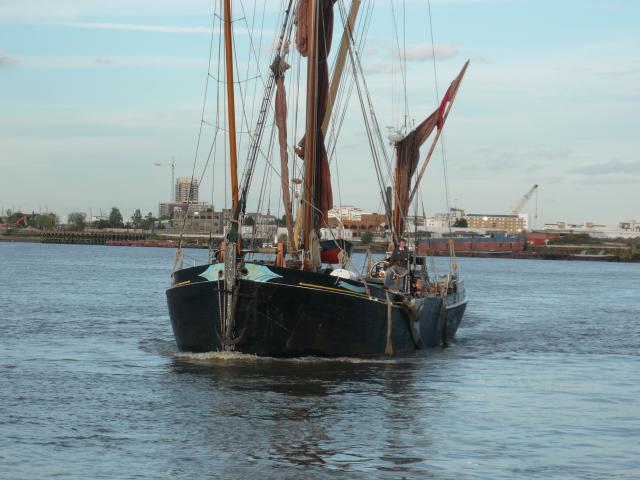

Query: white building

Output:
[619, 220, 640, 232]
[328, 206, 370, 221]
[275, 227, 289, 243]
[89, 214, 109, 223]
[320, 227, 355, 241]
[427, 209, 464, 228]
[542, 221, 609, 238]
[405, 215, 428, 232]
[542, 220, 640, 239]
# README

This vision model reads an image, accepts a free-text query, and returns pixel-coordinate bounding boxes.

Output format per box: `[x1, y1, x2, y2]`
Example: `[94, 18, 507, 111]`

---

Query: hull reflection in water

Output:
[167, 261, 467, 357]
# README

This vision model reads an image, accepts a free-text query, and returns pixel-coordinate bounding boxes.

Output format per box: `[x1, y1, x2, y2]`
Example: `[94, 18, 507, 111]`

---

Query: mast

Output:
[222, 0, 239, 350]
[302, 0, 319, 259]
[224, 0, 239, 220]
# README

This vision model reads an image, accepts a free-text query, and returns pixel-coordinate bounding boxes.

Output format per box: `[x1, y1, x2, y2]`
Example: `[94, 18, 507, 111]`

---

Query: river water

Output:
[1, 242, 638, 479]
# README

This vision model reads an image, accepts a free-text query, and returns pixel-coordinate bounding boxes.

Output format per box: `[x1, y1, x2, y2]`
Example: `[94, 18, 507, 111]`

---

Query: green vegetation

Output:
[453, 218, 468, 228]
[2, 206, 160, 233]
[130, 209, 143, 229]
[6, 211, 26, 225]
[109, 207, 124, 228]
[360, 230, 374, 245]
[141, 212, 156, 230]
[548, 233, 603, 245]
[1, 211, 58, 232]
[67, 212, 87, 231]
[33, 213, 58, 230]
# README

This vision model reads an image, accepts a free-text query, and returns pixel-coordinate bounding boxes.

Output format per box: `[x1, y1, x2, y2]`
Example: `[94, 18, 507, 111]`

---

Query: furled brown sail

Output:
[272, 55, 295, 245]
[295, 0, 336, 229]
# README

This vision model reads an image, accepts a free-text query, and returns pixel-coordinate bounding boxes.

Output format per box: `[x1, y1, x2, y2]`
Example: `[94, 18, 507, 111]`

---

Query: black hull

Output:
[167, 263, 466, 357]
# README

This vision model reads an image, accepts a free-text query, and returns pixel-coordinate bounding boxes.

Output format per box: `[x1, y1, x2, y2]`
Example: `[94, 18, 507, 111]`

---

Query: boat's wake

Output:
[173, 350, 399, 365]
[138, 337, 178, 357]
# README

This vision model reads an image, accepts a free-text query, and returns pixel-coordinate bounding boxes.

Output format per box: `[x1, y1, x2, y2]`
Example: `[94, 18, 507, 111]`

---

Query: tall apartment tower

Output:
[175, 177, 199, 203]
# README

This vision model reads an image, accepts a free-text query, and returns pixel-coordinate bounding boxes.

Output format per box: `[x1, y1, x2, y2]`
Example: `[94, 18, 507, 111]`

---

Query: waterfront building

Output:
[465, 213, 525, 233]
[405, 215, 428, 232]
[542, 221, 607, 235]
[320, 227, 356, 241]
[427, 208, 465, 228]
[328, 205, 371, 221]
[241, 212, 279, 240]
[159, 201, 213, 219]
[171, 207, 225, 234]
[327, 212, 387, 239]
[619, 220, 640, 232]
[542, 220, 640, 239]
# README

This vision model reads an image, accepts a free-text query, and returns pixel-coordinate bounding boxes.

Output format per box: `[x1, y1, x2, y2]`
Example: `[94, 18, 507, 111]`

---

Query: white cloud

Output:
[404, 43, 458, 61]
[0, 0, 284, 22]
[46, 21, 275, 37]
[0, 54, 18, 68]
[570, 160, 640, 176]
[15, 54, 207, 69]
[54, 21, 212, 34]
[365, 43, 459, 74]
[364, 60, 394, 75]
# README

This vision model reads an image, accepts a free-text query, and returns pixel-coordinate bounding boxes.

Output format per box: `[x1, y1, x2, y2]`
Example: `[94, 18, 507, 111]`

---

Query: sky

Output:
[1, 0, 639, 227]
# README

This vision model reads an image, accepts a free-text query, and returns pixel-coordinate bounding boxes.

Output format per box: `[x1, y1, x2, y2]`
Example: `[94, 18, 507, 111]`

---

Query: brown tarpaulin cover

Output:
[273, 56, 295, 245]
[296, 0, 336, 228]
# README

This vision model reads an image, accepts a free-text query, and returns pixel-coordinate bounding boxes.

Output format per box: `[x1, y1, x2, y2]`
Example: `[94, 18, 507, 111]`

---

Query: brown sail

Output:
[392, 111, 439, 236]
[296, 0, 336, 230]
[392, 61, 469, 237]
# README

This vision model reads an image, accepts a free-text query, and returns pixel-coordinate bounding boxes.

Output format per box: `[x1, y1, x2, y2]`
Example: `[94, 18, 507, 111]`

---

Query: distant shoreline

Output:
[2, 234, 638, 262]
[0, 235, 42, 243]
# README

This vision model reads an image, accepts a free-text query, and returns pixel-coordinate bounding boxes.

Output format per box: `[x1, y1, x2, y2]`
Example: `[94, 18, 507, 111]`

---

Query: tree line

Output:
[66, 208, 158, 231]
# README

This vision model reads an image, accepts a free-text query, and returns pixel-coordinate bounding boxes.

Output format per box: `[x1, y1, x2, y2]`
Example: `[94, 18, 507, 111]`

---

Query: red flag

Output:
[437, 60, 469, 129]
[437, 89, 451, 129]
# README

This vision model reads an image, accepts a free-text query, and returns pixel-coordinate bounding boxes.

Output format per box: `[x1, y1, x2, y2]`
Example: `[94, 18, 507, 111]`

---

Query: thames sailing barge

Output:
[166, 0, 468, 357]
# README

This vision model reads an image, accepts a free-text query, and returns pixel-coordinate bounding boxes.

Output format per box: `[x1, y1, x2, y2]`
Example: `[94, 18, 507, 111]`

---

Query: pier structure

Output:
[41, 231, 148, 245]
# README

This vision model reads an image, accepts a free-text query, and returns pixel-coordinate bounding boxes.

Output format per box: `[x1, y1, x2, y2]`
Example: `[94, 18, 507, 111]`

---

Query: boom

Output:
[511, 184, 539, 215]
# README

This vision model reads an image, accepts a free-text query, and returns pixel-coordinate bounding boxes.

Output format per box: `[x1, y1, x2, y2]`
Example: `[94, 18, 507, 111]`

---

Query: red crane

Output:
[14, 215, 28, 228]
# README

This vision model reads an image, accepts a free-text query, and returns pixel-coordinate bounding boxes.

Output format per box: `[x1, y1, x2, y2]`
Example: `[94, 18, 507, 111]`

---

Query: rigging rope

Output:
[426, 0, 453, 236]
[390, 0, 410, 129]
[175, 3, 220, 259]
[336, 0, 403, 242]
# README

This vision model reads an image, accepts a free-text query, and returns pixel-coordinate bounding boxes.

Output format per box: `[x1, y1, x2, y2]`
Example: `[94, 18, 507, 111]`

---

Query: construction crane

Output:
[511, 184, 539, 215]
[154, 158, 177, 202]
[14, 215, 28, 228]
